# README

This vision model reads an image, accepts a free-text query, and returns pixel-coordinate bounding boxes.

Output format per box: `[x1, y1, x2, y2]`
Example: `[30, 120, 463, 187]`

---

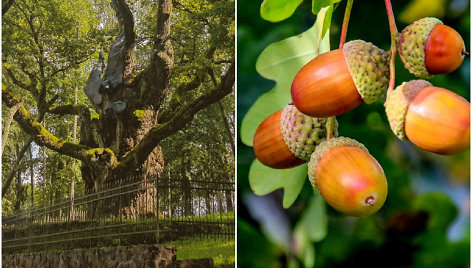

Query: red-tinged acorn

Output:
[253, 104, 337, 169]
[308, 137, 388, 217]
[385, 80, 470, 155]
[291, 40, 390, 118]
[397, 17, 467, 78]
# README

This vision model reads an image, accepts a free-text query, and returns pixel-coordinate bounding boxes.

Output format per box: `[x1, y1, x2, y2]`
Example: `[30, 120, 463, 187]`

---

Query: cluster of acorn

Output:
[253, 17, 470, 217]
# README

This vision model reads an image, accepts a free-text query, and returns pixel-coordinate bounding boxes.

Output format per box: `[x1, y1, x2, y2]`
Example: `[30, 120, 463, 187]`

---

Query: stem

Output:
[339, 0, 354, 49]
[384, 0, 398, 94]
[326, 117, 336, 140]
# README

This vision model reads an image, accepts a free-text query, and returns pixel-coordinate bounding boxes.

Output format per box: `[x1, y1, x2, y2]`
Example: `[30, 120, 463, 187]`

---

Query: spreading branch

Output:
[48, 104, 91, 118]
[4, 67, 38, 97]
[116, 62, 234, 172]
[2, 89, 116, 165]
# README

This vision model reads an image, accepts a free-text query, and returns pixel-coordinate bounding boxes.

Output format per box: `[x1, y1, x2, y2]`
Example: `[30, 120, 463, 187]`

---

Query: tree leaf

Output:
[293, 227, 316, 267]
[295, 195, 328, 242]
[249, 159, 307, 208]
[292, 195, 327, 266]
[240, 7, 331, 146]
[260, 0, 304, 22]
[312, 0, 342, 15]
[321, 5, 334, 39]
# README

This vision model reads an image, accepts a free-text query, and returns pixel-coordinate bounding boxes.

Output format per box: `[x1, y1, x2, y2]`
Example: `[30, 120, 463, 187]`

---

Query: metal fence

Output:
[2, 176, 235, 254]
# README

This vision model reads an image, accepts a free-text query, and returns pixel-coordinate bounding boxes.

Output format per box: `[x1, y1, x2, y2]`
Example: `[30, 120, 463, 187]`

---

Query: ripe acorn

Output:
[385, 80, 470, 155]
[397, 17, 466, 78]
[308, 137, 388, 217]
[291, 40, 390, 117]
[253, 104, 338, 169]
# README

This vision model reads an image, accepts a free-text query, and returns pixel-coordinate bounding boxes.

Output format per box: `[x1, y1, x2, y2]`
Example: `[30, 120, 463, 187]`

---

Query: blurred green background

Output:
[237, 0, 470, 267]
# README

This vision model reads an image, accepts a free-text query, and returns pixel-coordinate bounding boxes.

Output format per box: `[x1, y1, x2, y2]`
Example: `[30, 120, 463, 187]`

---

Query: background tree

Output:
[160, 92, 235, 216]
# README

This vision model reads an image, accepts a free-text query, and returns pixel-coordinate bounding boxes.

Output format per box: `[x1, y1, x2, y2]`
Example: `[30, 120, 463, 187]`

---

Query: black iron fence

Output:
[2, 176, 235, 254]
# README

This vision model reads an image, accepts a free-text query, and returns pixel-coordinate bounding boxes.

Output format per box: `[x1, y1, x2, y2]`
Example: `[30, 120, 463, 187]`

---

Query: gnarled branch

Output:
[115, 62, 234, 172]
[48, 104, 91, 118]
[139, 0, 174, 109]
[111, 0, 135, 49]
[2, 89, 117, 166]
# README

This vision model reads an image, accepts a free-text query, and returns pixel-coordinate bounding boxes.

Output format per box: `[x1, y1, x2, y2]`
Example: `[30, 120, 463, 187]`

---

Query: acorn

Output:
[385, 80, 470, 155]
[253, 104, 338, 169]
[291, 40, 390, 118]
[397, 17, 466, 78]
[308, 137, 388, 217]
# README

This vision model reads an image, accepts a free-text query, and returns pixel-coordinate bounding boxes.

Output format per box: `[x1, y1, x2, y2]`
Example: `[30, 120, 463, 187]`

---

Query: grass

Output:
[168, 235, 235, 267]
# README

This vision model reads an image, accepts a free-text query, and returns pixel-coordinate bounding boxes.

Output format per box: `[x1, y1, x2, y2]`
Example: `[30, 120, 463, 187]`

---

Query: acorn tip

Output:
[365, 196, 375, 206]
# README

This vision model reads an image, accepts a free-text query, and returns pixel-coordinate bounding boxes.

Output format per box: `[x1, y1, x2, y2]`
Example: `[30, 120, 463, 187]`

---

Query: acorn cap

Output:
[397, 17, 442, 78]
[280, 104, 338, 161]
[308, 137, 368, 192]
[343, 40, 390, 104]
[385, 80, 432, 140]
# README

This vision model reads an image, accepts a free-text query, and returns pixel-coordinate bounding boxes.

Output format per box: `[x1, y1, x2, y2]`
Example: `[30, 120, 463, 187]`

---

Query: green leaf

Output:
[321, 5, 334, 39]
[293, 223, 316, 267]
[312, 0, 342, 15]
[249, 159, 307, 208]
[413, 192, 458, 231]
[295, 195, 328, 242]
[260, 0, 304, 22]
[292, 195, 327, 267]
[240, 7, 331, 146]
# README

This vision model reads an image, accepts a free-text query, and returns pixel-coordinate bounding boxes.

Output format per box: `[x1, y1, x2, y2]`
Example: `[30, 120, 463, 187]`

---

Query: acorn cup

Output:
[253, 104, 338, 169]
[385, 80, 470, 155]
[291, 40, 390, 118]
[397, 17, 467, 78]
[308, 137, 388, 217]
